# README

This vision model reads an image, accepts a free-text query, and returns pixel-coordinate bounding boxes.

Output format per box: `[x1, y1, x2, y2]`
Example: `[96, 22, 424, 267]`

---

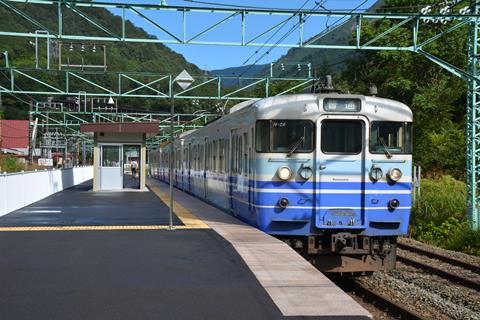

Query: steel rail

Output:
[332, 277, 428, 320]
[397, 241, 480, 274]
[396, 254, 480, 291]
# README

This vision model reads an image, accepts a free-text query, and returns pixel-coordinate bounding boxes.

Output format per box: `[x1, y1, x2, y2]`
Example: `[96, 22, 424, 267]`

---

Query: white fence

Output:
[0, 166, 93, 217]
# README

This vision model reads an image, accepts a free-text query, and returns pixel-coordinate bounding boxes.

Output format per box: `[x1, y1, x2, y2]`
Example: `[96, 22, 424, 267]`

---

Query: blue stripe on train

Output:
[255, 192, 411, 207]
[255, 180, 412, 191]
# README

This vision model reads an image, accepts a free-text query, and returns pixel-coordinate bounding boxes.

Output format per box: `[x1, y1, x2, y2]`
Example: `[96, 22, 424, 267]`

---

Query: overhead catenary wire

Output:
[182, 0, 372, 12]
[0, 71, 36, 106]
[240, 0, 314, 67]
[238, 1, 325, 78]
[238, 0, 371, 78]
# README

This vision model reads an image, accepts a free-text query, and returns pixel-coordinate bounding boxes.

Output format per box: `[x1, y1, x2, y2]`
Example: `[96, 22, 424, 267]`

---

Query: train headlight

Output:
[387, 168, 402, 182]
[299, 165, 313, 180]
[370, 166, 383, 181]
[388, 199, 400, 210]
[278, 198, 289, 209]
[277, 166, 293, 181]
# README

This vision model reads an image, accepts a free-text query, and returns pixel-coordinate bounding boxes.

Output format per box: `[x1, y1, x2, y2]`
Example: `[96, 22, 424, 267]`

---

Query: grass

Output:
[411, 175, 480, 257]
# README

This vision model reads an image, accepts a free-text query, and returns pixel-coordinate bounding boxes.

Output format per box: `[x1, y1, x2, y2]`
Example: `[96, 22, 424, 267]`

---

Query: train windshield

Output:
[256, 120, 315, 153]
[370, 122, 412, 154]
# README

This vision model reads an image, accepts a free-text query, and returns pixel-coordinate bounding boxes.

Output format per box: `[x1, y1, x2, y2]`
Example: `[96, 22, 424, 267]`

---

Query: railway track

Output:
[397, 242, 480, 291]
[332, 277, 428, 320]
[397, 242, 480, 273]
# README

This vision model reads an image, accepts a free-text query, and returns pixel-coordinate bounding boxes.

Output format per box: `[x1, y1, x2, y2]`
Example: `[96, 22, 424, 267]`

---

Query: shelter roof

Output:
[80, 122, 159, 134]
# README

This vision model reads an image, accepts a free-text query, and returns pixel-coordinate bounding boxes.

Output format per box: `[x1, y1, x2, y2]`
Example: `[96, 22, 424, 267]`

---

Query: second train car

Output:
[150, 93, 413, 273]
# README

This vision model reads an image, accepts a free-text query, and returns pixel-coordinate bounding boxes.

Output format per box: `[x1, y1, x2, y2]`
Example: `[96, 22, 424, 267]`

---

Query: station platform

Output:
[0, 180, 184, 228]
[0, 178, 371, 319]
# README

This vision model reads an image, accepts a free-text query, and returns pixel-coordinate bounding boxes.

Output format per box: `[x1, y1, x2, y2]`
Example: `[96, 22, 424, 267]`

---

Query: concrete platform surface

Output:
[0, 230, 286, 320]
[147, 178, 372, 319]
[0, 180, 183, 227]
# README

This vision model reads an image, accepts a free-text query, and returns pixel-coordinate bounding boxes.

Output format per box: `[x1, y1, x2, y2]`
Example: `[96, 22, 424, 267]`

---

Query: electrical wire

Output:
[182, 0, 371, 12]
[241, 0, 313, 67]
[238, 1, 324, 77]
[238, 0, 371, 78]
[0, 71, 37, 106]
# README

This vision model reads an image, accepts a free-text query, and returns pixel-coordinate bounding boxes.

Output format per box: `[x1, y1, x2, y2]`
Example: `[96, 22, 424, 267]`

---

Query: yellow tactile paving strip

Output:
[148, 185, 210, 229]
[0, 225, 198, 232]
[0, 186, 209, 232]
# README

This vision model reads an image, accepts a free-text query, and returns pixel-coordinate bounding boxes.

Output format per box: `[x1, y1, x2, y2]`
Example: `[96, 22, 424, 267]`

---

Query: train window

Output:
[219, 139, 225, 173]
[321, 120, 363, 154]
[370, 122, 412, 154]
[255, 120, 315, 153]
[213, 140, 217, 172]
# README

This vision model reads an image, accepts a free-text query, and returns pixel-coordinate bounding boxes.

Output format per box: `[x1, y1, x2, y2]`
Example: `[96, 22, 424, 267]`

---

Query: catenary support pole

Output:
[467, 0, 480, 231]
[169, 93, 174, 230]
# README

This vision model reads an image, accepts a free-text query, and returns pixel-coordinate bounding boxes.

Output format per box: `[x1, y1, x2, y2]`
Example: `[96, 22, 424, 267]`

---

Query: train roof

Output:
[246, 94, 412, 122]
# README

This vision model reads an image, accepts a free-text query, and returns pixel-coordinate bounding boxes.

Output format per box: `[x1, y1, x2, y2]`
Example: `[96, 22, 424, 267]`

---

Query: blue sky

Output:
[108, 0, 378, 70]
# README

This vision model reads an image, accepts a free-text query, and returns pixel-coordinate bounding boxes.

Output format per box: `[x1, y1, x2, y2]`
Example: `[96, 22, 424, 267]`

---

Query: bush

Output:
[0, 156, 26, 173]
[411, 176, 480, 256]
[411, 175, 466, 227]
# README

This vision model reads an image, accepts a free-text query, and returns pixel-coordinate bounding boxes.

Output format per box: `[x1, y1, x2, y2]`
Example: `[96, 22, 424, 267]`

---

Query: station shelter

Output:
[80, 122, 159, 191]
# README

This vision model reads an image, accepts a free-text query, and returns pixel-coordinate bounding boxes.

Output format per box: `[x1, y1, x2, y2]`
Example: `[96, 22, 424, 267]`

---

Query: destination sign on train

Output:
[323, 98, 361, 112]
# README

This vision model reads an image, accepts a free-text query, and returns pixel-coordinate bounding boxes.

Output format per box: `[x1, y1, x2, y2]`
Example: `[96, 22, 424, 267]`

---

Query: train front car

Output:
[254, 94, 413, 273]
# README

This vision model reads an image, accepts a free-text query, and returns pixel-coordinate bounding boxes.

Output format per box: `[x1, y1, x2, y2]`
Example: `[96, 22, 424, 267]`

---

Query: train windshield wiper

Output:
[287, 136, 305, 157]
[378, 137, 392, 159]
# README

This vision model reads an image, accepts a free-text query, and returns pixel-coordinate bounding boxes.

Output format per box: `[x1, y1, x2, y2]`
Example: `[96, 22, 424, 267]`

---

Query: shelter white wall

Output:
[0, 166, 93, 216]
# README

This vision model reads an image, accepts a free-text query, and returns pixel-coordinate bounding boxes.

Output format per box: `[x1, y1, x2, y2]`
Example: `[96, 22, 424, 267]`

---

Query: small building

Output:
[80, 122, 159, 191]
[0, 120, 29, 157]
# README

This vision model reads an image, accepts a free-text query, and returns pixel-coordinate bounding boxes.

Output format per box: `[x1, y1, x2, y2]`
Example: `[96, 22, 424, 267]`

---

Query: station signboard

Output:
[38, 158, 53, 166]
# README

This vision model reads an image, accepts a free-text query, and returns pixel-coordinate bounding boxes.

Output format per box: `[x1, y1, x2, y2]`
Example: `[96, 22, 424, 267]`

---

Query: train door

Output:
[203, 137, 208, 198]
[316, 115, 366, 229]
[248, 127, 254, 211]
[229, 129, 239, 214]
[187, 143, 193, 192]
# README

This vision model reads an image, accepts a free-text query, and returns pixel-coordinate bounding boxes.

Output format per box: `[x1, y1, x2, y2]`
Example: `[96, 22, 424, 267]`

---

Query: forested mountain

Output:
[0, 0, 469, 178]
[339, 0, 467, 179]
[274, 0, 386, 77]
[0, 2, 202, 118]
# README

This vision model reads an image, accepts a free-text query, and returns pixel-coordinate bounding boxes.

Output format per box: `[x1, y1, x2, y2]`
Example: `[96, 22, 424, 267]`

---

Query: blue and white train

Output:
[149, 92, 413, 273]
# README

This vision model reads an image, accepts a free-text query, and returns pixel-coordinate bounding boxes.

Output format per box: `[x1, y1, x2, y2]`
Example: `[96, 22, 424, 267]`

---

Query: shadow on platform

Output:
[0, 180, 183, 227]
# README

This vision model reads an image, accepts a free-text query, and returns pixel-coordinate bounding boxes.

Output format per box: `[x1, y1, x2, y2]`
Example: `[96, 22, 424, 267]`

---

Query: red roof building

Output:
[0, 120, 29, 149]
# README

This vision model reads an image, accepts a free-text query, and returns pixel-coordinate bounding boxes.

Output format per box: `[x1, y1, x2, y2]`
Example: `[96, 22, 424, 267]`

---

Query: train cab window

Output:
[321, 120, 363, 154]
[255, 120, 314, 153]
[370, 122, 412, 154]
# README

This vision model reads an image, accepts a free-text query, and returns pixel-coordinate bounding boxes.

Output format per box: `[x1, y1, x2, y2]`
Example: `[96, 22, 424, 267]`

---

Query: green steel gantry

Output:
[31, 102, 218, 149]
[0, 0, 480, 229]
[0, 68, 315, 100]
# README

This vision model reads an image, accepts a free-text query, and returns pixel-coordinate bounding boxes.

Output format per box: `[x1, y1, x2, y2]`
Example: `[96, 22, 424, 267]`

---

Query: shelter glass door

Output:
[123, 145, 141, 189]
[100, 144, 123, 190]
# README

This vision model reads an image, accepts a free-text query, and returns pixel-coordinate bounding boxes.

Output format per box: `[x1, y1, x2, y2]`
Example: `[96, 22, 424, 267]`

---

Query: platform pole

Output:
[169, 94, 175, 230]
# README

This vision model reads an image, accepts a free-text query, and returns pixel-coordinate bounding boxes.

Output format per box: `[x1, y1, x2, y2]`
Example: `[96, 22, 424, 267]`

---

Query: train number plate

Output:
[321, 209, 362, 227]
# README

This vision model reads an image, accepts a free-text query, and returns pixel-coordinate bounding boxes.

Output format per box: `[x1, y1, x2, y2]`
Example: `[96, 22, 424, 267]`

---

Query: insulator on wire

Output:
[459, 6, 470, 15]
[421, 5, 432, 15]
